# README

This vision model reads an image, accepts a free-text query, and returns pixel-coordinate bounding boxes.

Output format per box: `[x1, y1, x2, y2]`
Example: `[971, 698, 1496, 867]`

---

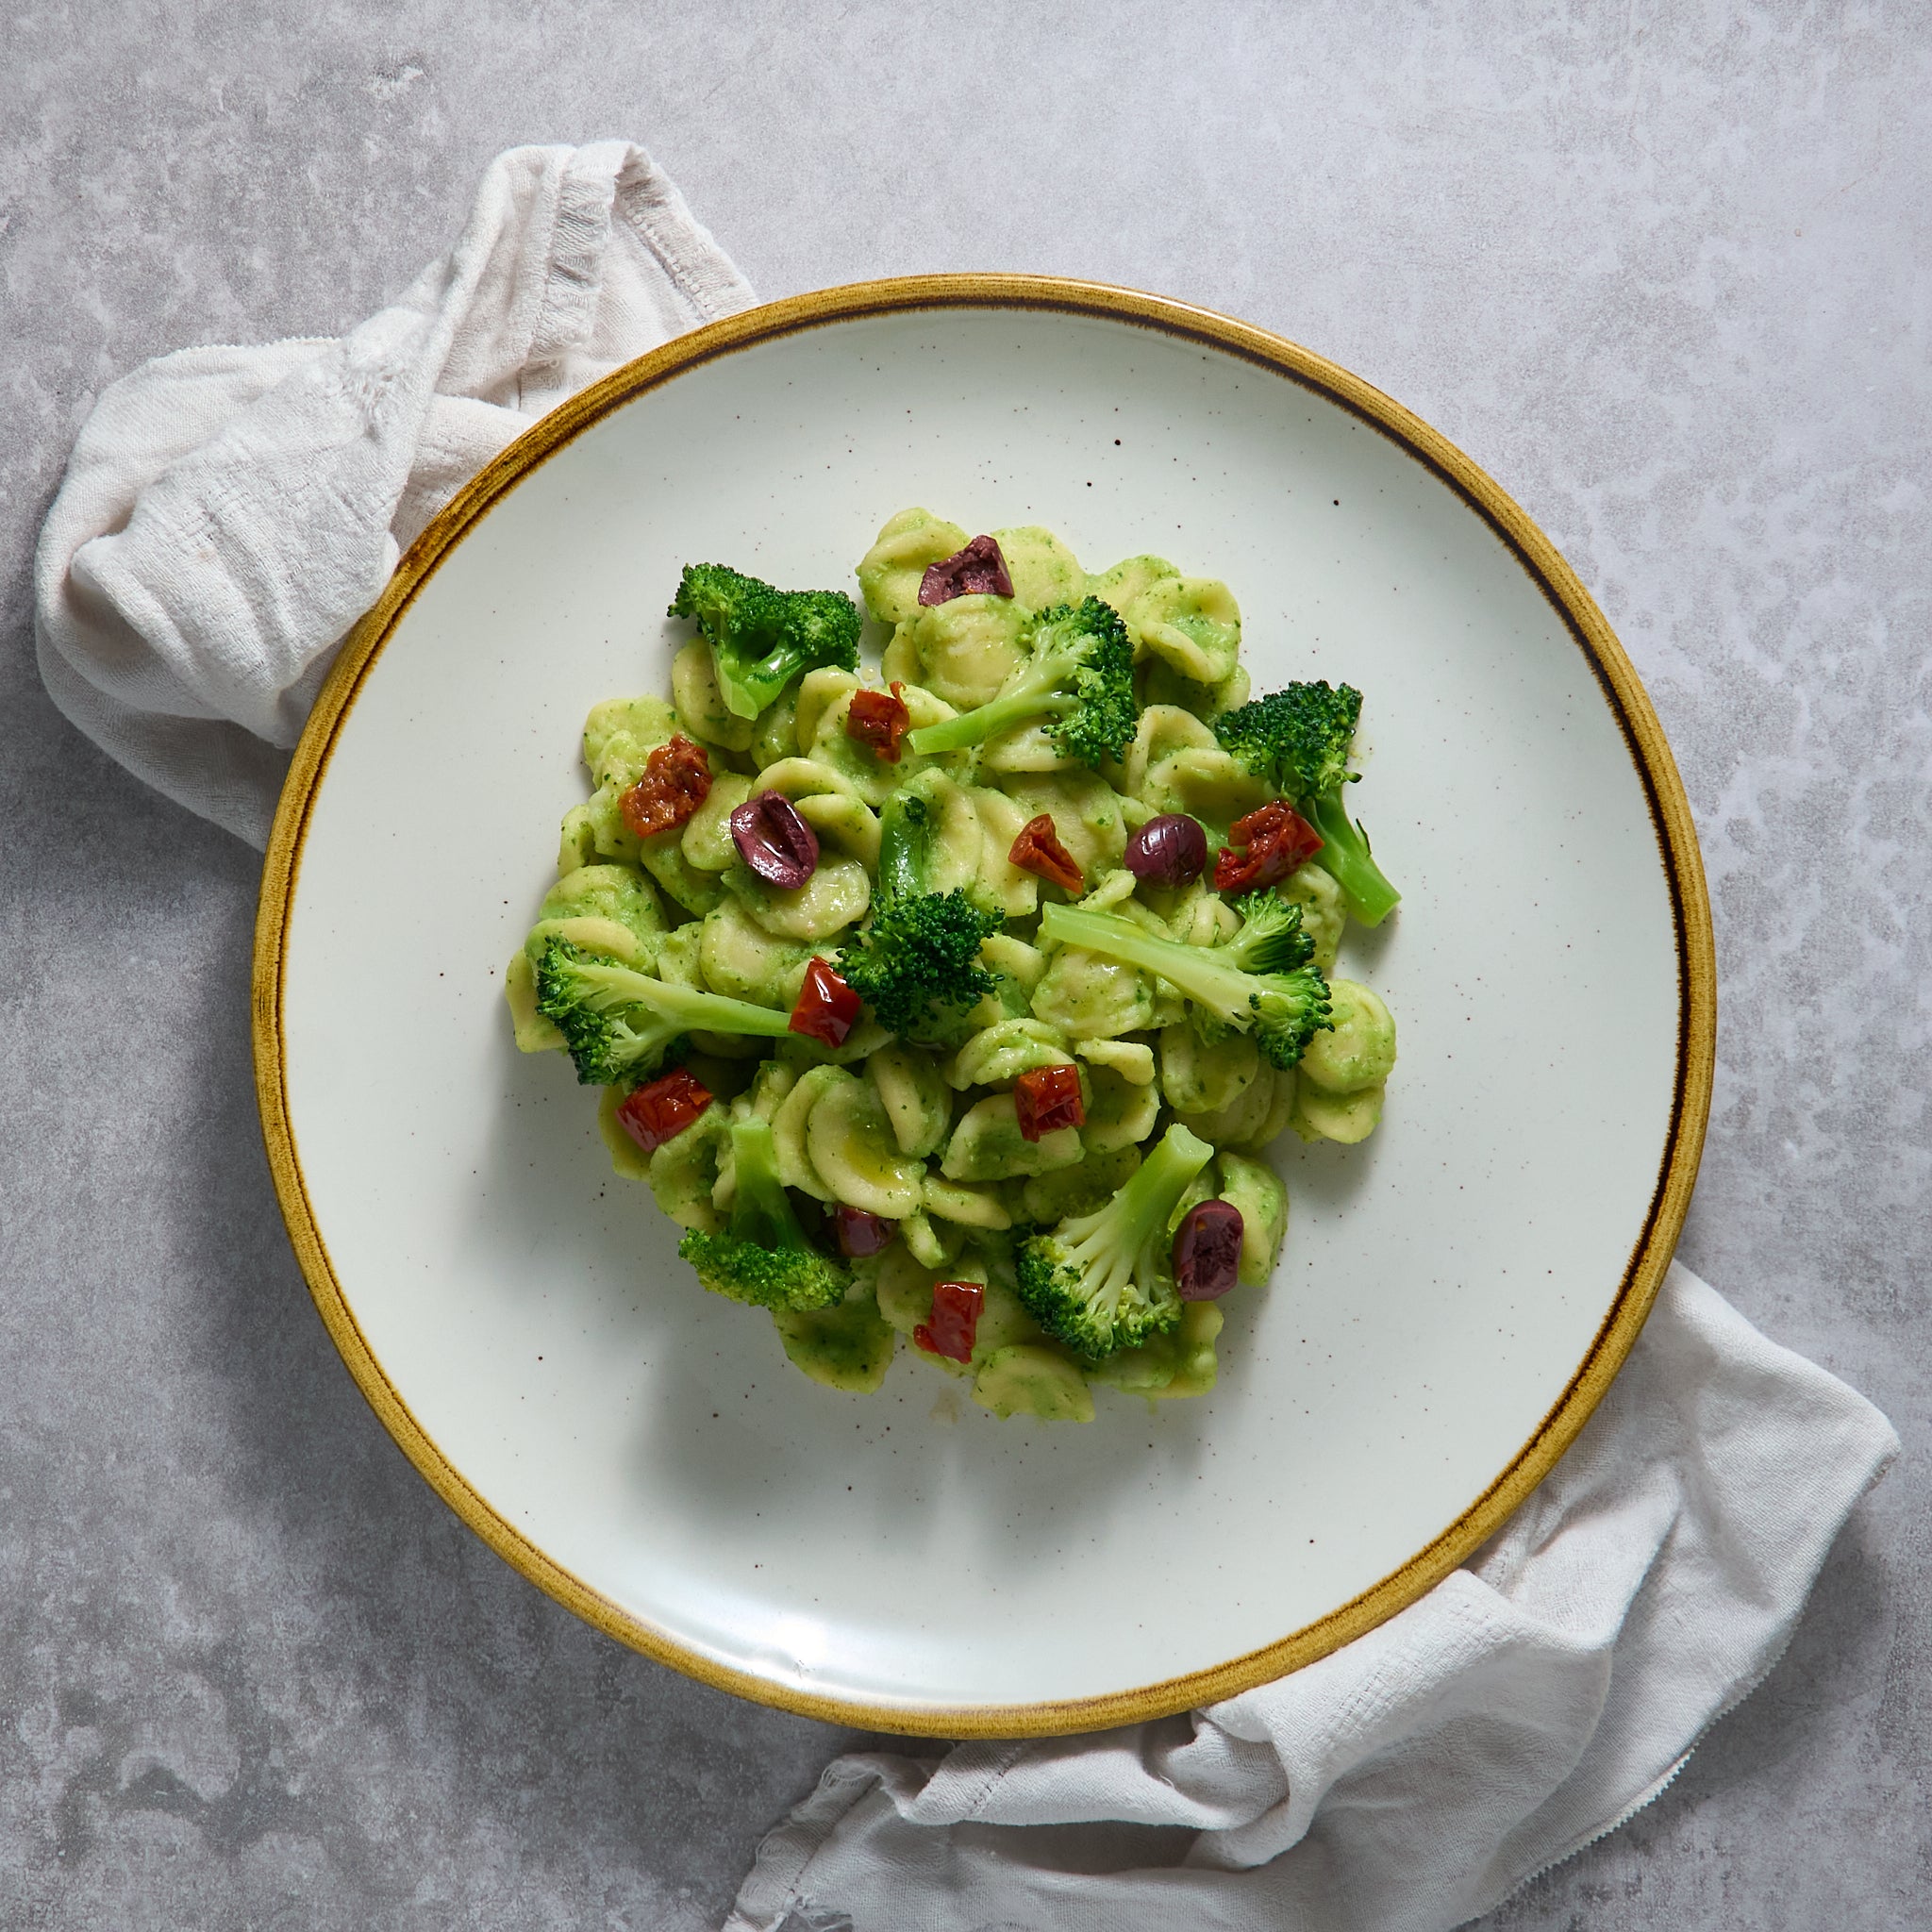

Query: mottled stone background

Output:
[3, 3, 1926, 1926]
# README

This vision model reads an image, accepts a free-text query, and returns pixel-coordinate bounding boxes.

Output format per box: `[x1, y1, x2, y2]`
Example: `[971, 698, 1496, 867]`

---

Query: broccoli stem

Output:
[713, 645, 803, 720]
[1303, 790, 1402, 927]
[1106, 1122, 1216, 1251]
[906, 685, 1073, 757]
[1037, 902, 1267, 1029]
[566, 954, 798, 1041]
[875, 782, 941, 902]
[726, 1117, 807, 1248]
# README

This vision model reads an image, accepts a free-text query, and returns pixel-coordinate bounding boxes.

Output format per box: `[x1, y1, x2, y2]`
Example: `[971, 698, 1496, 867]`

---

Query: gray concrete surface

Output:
[3, 3, 1926, 1925]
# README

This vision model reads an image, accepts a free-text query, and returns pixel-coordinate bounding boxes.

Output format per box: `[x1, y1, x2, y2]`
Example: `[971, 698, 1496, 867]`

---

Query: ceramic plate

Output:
[255, 277, 1712, 1735]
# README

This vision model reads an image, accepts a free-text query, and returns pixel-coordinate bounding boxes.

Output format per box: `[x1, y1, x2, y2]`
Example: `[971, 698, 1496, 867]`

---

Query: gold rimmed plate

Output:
[254, 276, 1712, 1736]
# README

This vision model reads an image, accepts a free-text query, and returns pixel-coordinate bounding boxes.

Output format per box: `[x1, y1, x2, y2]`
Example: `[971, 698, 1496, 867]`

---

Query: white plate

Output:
[256, 278, 1712, 1735]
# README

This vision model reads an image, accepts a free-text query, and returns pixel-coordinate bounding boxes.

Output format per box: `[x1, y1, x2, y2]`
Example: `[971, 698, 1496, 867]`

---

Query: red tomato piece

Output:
[620, 733, 713, 839]
[790, 957, 864, 1046]
[614, 1068, 713, 1155]
[845, 683, 911, 763]
[1212, 799, 1324, 894]
[913, 1280, 984, 1362]
[1008, 813, 1085, 893]
[1013, 1063, 1085, 1141]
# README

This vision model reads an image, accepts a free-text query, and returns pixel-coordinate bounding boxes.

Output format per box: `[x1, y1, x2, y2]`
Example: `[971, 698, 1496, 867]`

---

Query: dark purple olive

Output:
[832, 1204, 896, 1258]
[919, 534, 1015, 605]
[730, 791, 820, 890]
[1124, 813, 1208, 888]
[1174, 1199, 1244, 1301]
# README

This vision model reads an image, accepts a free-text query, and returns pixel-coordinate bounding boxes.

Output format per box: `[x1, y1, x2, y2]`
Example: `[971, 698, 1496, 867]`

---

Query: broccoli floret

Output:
[1014, 1124, 1215, 1357]
[678, 1116, 849, 1312]
[839, 892, 1003, 1041]
[1211, 682, 1400, 925]
[1037, 890, 1333, 1068]
[904, 598, 1137, 766]
[534, 937, 795, 1085]
[668, 563, 861, 720]
[835, 776, 1005, 1042]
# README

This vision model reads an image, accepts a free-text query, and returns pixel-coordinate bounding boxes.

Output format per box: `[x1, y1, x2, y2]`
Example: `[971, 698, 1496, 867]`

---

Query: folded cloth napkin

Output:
[34, 141, 754, 849]
[32, 146, 1899, 1932]
[727, 1262, 1896, 1932]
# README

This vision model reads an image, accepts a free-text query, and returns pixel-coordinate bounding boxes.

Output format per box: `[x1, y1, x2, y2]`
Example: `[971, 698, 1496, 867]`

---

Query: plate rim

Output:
[252, 273, 1716, 1737]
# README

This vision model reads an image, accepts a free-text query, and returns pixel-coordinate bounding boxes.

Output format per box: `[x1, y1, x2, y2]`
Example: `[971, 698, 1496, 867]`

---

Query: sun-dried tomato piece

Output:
[789, 957, 864, 1046]
[619, 734, 713, 839]
[1227, 800, 1319, 853]
[831, 1204, 896, 1257]
[1213, 799, 1324, 894]
[1014, 1063, 1085, 1141]
[614, 1068, 713, 1155]
[913, 1280, 984, 1362]
[845, 682, 911, 763]
[919, 534, 1015, 606]
[1008, 813, 1084, 893]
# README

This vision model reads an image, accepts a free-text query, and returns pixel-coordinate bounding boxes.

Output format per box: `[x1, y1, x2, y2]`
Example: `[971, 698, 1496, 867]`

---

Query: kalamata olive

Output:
[1174, 1199, 1243, 1300]
[920, 534, 1014, 605]
[730, 790, 820, 889]
[832, 1204, 896, 1257]
[1124, 812, 1208, 888]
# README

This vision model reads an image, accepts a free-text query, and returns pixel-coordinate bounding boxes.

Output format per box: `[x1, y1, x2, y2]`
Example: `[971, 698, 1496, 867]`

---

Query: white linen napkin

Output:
[31, 144, 1898, 1932]
[725, 1261, 1897, 1932]
[33, 140, 754, 849]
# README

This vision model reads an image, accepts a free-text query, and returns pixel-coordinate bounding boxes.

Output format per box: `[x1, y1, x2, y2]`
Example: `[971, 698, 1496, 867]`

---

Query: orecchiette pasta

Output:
[681, 773, 755, 873]
[1086, 554, 1178, 639]
[1030, 945, 1154, 1041]
[698, 898, 809, 1007]
[866, 1041, 952, 1158]
[1158, 1021, 1262, 1116]
[1125, 575, 1242, 685]
[897, 595, 1029, 708]
[1080, 1063, 1160, 1155]
[732, 854, 872, 942]
[946, 1017, 1076, 1092]
[857, 507, 970, 626]
[990, 525, 1084, 611]
[672, 639, 756, 751]
[771, 1064, 849, 1198]
[806, 1075, 925, 1218]
[942, 1091, 1083, 1182]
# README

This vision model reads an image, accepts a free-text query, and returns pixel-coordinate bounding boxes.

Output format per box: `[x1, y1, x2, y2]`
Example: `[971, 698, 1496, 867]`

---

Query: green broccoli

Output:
[1211, 682, 1400, 925]
[678, 1116, 849, 1311]
[904, 598, 1137, 766]
[1014, 1123, 1215, 1357]
[1037, 889, 1333, 1068]
[534, 937, 795, 1085]
[835, 776, 1005, 1043]
[668, 563, 862, 720]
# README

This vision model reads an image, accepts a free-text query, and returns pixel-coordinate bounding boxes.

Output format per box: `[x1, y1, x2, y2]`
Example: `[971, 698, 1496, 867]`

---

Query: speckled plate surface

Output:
[254, 276, 1712, 1737]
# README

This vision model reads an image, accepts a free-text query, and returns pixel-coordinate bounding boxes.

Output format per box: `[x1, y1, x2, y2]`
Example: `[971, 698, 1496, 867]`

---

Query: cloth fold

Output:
[726, 1262, 1896, 1932]
[33, 141, 754, 847]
